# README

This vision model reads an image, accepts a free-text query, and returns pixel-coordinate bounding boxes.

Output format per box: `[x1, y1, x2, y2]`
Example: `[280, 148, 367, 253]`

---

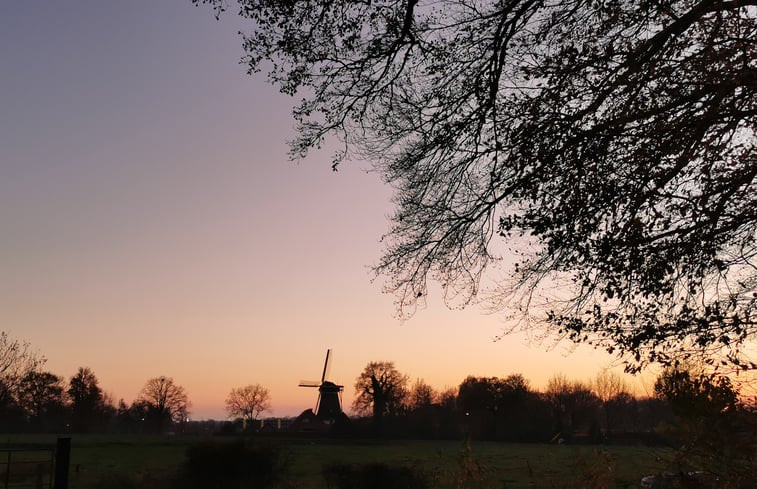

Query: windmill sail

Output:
[321, 349, 331, 383]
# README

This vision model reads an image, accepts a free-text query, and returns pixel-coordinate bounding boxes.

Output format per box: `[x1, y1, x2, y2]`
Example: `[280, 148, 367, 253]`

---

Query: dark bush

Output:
[174, 439, 289, 489]
[322, 462, 427, 489]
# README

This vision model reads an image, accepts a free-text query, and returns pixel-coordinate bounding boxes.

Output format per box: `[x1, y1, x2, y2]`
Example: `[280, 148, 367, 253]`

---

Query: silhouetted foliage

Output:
[353, 361, 409, 426]
[0, 332, 44, 412]
[15, 370, 66, 431]
[136, 376, 190, 433]
[68, 366, 112, 432]
[654, 368, 757, 486]
[457, 374, 553, 441]
[457, 376, 499, 416]
[175, 439, 289, 489]
[593, 371, 630, 437]
[407, 378, 437, 412]
[195, 0, 757, 371]
[115, 398, 137, 433]
[654, 367, 739, 419]
[545, 375, 601, 441]
[225, 384, 272, 425]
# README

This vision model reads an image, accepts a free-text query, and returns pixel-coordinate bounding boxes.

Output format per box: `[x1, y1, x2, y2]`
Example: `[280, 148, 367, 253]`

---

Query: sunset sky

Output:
[1, 1, 653, 419]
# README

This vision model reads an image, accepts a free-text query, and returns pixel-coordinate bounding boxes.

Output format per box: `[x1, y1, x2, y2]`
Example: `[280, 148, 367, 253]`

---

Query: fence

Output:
[0, 438, 69, 489]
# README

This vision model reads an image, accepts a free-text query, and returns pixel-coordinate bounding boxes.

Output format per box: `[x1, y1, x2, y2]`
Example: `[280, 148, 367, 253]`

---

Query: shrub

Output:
[322, 462, 428, 489]
[174, 439, 289, 489]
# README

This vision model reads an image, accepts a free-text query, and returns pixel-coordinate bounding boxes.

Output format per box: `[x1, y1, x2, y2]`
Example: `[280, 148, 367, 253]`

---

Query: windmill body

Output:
[298, 349, 344, 423]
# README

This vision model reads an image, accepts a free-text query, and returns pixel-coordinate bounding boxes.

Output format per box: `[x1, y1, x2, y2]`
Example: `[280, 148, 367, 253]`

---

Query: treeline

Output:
[0, 365, 190, 435]
[2, 332, 753, 448]
[347, 361, 673, 443]
[0, 331, 191, 434]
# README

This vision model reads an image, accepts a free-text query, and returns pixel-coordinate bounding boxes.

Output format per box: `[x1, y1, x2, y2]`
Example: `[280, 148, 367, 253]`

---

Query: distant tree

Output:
[494, 374, 531, 412]
[593, 371, 630, 435]
[603, 391, 639, 435]
[353, 361, 409, 424]
[68, 367, 106, 432]
[407, 379, 437, 412]
[225, 384, 271, 424]
[456, 376, 501, 439]
[115, 398, 143, 433]
[457, 374, 548, 441]
[654, 367, 739, 419]
[500, 374, 530, 395]
[594, 371, 628, 405]
[437, 387, 457, 411]
[136, 376, 190, 433]
[15, 370, 66, 431]
[496, 375, 555, 442]
[545, 375, 600, 439]
[457, 376, 496, 414]
[196, 0, 756, 371]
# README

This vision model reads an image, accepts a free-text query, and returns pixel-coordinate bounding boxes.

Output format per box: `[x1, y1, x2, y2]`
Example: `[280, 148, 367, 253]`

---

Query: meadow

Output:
[2, 434, 671, 488]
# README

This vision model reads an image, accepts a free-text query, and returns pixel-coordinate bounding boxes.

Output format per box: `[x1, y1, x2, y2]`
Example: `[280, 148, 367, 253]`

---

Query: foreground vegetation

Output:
[3, 434, 669, 489]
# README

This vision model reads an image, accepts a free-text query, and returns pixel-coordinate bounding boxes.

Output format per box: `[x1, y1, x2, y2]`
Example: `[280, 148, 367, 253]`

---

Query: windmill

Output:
[298, 349, 344, 421]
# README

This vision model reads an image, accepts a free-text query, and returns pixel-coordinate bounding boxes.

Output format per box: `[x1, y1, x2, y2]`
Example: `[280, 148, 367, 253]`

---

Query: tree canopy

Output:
[353, 361, 409, 422]
[137, 376, 190, 432]
[196, 0, 757, 369]
[68, 367, 109, 432]
[225, 383, 272, 422]
[0, 332, 44, 397]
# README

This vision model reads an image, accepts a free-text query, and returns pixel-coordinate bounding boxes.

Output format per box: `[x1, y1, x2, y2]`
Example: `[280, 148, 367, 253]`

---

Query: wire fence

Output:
[0, 446, 55, 489]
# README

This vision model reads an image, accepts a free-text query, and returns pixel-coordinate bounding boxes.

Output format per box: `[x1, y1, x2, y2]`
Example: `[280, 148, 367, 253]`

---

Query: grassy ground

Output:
[0, 434, 671, 488]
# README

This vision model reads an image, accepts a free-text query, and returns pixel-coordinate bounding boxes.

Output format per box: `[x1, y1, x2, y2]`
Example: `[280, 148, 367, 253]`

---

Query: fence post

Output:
[53, 438, 70, 489]
[4, 450, 10, 489]
[35, 463, 43, 489]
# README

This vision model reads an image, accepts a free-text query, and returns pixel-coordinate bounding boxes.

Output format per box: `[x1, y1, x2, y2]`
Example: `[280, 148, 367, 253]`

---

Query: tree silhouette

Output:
[353, 361, 409, 424]
[0, 332, 44, 406]
[545, 375, 600, 439]
[407, 378, 437, 412]
[136, 376, 190, 433]
[457, 376, 499, 415]
[594, 372, 630, 433]
[654, 367, 738, 419]
[196, 0, 757, 370]
[15, 370, 65, 431]
[68, 367, 106, 433]
[225, 384, 271, 425]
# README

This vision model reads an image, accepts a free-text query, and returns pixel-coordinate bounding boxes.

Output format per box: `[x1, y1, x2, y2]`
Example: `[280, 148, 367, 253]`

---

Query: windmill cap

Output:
[319, 381, 344, 391]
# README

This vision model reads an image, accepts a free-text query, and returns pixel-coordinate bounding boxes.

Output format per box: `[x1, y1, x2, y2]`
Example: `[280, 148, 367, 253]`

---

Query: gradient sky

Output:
[0, 1, 653, 419]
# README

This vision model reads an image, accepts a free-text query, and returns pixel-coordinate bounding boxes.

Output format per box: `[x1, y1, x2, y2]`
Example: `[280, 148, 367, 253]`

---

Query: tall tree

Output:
[225, 384, 271, 424]
[196, 0, 757, 370]
[545, 375, 600, 438]
[457, 376, 499, 415]
[407, 378, 437, 411]
[136, 376, 190, 433]
[593, 371, 630, 436]
[353, 361, 409, 423]
[68, 367, 105, 432]
[15, 370, 66, 430]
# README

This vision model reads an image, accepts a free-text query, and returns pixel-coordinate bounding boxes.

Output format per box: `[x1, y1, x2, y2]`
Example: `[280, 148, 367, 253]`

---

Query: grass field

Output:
[1, 434, 671, 488]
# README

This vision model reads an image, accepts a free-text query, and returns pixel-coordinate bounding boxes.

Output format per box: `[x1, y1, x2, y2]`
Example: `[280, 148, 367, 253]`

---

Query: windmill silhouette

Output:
[298, 349, 344, 422]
